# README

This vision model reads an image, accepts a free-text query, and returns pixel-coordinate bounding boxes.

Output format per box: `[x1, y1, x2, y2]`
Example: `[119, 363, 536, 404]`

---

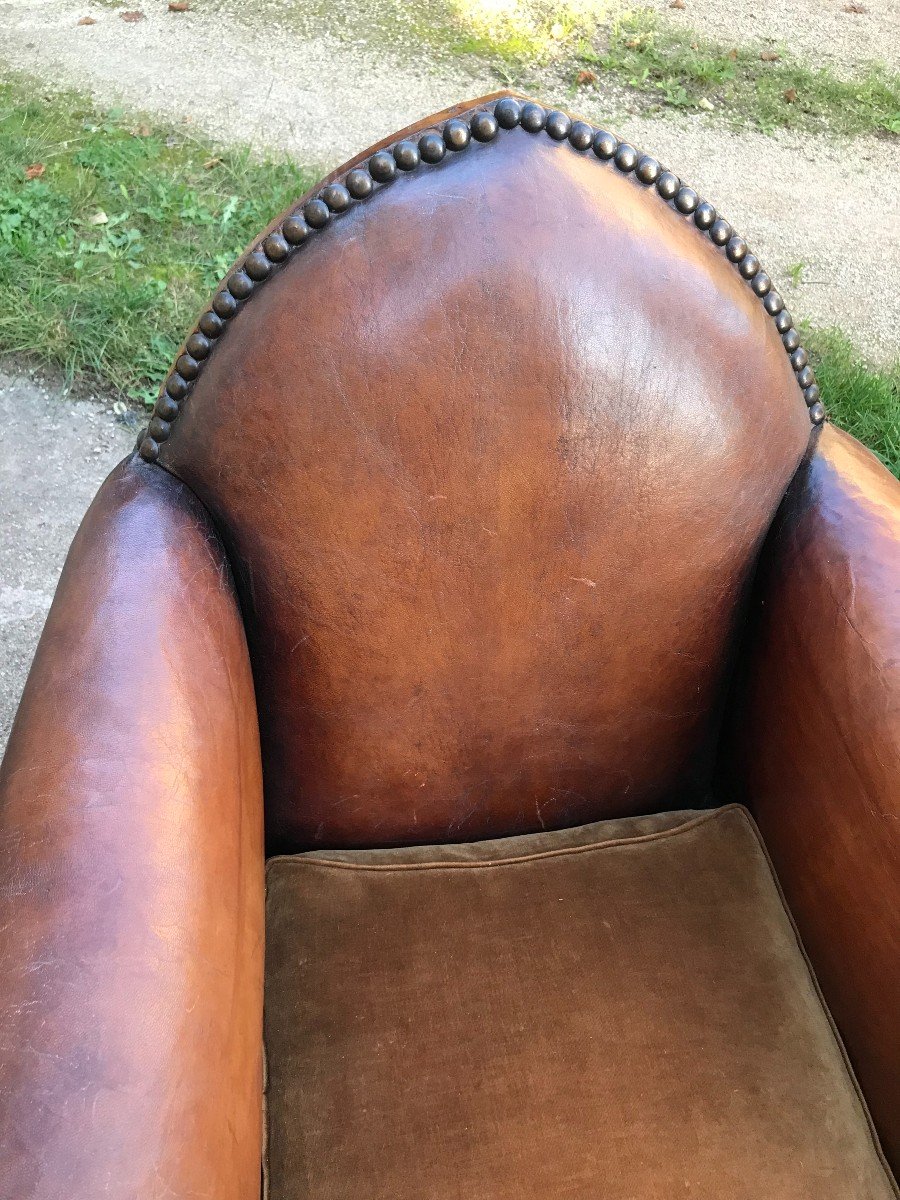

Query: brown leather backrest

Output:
[148, 93, 815, 850]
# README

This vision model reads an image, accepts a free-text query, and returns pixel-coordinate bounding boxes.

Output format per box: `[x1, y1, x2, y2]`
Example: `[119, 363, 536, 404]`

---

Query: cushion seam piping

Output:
[740, 807, 900, 1194]
[266, 805, 731, 874]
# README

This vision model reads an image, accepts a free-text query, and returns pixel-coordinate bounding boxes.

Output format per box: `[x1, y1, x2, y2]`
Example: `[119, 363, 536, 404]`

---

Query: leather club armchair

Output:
[1, 92, 898, 1200]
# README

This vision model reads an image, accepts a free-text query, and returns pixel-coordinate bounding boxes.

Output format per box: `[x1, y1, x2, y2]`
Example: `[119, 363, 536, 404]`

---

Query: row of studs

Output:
[139, 97, 823, 462]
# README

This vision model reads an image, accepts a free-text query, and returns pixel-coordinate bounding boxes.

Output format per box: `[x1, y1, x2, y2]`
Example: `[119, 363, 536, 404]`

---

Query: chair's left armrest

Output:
[0, 457, 265, 1199]
[724, 423, 900, 1171]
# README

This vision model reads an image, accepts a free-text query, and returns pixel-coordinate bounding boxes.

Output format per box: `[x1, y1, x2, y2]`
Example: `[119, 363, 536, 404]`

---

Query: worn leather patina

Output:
[725, 422, 900, 1168]
[0, 94, 897, 1199]
[158, 100, 811, 851]
[0, 460, 264, 1200]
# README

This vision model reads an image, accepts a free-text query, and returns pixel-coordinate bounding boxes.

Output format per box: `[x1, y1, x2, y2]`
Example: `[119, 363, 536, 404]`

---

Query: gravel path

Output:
[595, 114, 899, 365]
[1, 0, 898, 361]
[0, 0, 496, 175]
[640, 0, 900, 79]
[0, 374, 136, 756]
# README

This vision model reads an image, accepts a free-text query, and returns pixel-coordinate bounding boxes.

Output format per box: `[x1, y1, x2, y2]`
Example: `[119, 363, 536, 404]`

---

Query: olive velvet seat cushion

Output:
[264, 805, 896, 1199]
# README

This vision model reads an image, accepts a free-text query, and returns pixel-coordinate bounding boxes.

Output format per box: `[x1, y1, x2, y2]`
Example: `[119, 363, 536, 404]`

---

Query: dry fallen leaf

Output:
[759, 49, 780, 61]
[25, 162, 45, 180]
[783, 87, 798, 103]
[89, 210, 109, 225]
[669, 0, 686, 9]
[168, 1, 190, 10]
[132, 122, 152, 137]
[202, 156, 222, 170]
[843, 2, 867, 11]
[625, 38, 641, 49]
[576, 68, 597, 86]
[76, 15, 97, 24]
[120, 9, 144, 21]
[727, 48, 738, 60]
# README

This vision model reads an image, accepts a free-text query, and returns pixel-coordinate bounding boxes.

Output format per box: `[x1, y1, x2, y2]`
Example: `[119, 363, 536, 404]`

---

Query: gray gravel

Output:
[1, 0, 897, 362]
[640, 0, 900, 80]
[0, 0, 497, 175]
[0, 374, 136, 757]
[597, 113, 900, 365]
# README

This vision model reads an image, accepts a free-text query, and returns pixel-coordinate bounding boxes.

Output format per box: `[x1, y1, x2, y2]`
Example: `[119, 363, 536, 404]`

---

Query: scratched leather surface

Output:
[160, 121, 812, 850]
[725, 422, 900, 1171]
[0, 459, 265, 1199]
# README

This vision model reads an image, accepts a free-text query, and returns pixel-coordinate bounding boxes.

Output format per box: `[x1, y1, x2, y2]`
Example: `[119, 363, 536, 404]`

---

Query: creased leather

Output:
[0, 457, 265, 1200]
[724, 422, 900, 1172]
[159, 96, 811, 850]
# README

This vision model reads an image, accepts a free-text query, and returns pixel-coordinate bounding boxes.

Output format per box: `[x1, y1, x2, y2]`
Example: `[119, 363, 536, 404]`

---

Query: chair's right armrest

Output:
[725, 423, 900, 1170]
[0, 457, 265, 1199]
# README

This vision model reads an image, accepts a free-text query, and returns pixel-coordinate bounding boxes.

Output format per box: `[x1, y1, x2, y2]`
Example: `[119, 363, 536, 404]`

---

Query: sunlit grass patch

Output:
[575, 12, 900, 135]
[0, 77, 317, 405]
[804, 328, 899, 476]
[443, 2, 900, 137]
[448, 0, 609, 62]
[0, 76, 896, 479]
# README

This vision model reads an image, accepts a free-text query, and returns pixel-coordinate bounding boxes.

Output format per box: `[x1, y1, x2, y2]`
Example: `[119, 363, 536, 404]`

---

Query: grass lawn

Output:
[450, 6, 900, 137]
[216, 0, 900, 137]
[568, 12, 900, 137]
[0, 78, 318, 407]
[805, 329, 899, 475]
[0, 76, 896, 475]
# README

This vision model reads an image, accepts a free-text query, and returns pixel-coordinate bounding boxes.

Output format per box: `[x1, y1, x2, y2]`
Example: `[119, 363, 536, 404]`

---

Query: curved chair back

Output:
[144, 93, 815, 849]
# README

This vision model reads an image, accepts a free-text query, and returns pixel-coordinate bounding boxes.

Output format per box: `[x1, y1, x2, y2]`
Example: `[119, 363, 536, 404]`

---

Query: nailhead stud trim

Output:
[657, 172, 680, 201]
[546, 111, 572, 141]
[282, 215, 309, 244]
[494, 97, 521, 129]
[393, 141, 420, 170]
[303, 198, 330, 228]
[346, 167, 374, 198]
[635, 155, 661, 185]
[165, 373, 188, 400]
[764, 291, 784, 316]
[569, 121, 594, 152]
[245, 251, 271, 281]
[140, 100, 824, 462]
[322, 183, 351, 212]
[156, 394, 179, 422]
[263, 232, 290, 262]
[675, 186, 698, 214]
[709, 219, 731, 246]
[227, 270, 253, 300]
[615, 143, 638, 172]
[471, 111, 499, 143]
[418, 132, 445, 163]
[520, 102, 547, 133]
[368, 151, 396, 184]
[185, 332, 210, 360]
[593, 130, 617, 159]
[198, 311, 225, 338]
[443, 119, 471, 151]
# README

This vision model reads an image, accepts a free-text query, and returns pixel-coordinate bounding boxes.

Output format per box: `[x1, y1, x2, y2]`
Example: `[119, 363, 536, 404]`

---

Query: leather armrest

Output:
[0, 458, 264, 1199]
[724, 423, 900, 1169]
